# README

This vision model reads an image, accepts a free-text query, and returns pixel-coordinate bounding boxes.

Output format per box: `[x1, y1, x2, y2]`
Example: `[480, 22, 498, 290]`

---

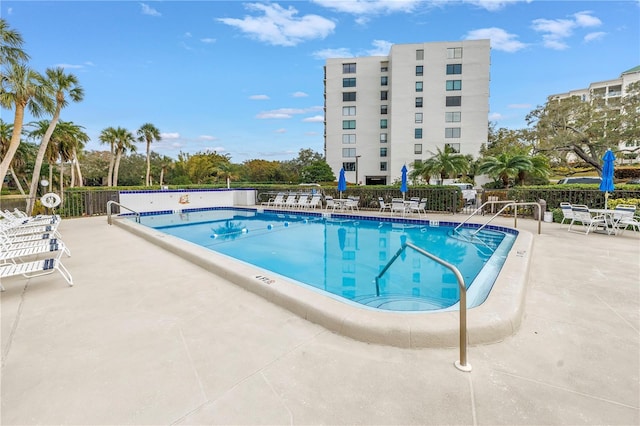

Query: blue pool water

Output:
[137, 208, 516, 312]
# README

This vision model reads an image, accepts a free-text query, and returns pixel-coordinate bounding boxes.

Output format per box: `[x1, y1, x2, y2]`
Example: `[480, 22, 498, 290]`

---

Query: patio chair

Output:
[261, 192, 284, 207]
[283, 194, 298, 209]
[294, 194, 309, 209]
[0, 257, 73, 291]
[305, 194, 322, 209]
[409, 198, 427, 218]
[559, 202, 574, 226]
[613, 205, 639, 234]
[378, 197, 390, 213]
[1, 236, 71, 257]
[325, 196, 337, 211]
[568, 205, 608, 235]
[1, 220, 62, 239]
[347, 196, 360, 211]
[391, 198, 406, 217]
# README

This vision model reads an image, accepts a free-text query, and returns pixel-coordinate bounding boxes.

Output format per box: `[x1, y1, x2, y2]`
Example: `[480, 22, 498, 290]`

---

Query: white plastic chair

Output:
[568, 205, 608, 235]
[559, 202, 574, 226]
[378, 197, 390, 213]
[391, 198, 406, 217]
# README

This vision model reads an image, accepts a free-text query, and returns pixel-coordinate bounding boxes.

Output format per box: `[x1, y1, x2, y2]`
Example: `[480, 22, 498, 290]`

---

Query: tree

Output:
[477, 153, 533, 188]
[25, 67, 83, 214]
[0, 18, 29, 66]
[0, 63, 50, 194]
[136, 123, 161, 186]
[112, 127, 136, 187]
[300, 160, 335, 183]
[99, 127, 117, 186]
[410, 146, 470, 183]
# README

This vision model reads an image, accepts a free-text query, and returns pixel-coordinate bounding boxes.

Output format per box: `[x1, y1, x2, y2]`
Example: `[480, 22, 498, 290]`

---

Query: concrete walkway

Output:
[1, 213, 638, 425]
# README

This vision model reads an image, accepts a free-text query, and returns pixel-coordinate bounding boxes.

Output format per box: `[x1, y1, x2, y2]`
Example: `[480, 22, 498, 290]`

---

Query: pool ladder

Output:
[454, 200, 543, 235]
[106, 201, 141, 225]
[375, 242, 472, 372]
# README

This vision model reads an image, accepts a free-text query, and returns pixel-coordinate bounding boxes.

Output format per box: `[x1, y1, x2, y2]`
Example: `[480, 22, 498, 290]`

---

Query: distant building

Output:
[323, 40, 490, 185]
[549, 66, 640, 160]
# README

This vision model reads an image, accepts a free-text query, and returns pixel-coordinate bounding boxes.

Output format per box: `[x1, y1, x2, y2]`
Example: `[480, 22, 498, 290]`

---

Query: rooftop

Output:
[1, 213, 638, 424]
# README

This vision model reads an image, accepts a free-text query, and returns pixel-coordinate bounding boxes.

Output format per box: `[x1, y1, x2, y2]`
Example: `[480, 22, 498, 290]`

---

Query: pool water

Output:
[138, 208, 516, 312]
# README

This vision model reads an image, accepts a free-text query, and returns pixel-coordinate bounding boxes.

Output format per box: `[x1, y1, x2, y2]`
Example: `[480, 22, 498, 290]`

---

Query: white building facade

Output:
[324, 40, 491, 185]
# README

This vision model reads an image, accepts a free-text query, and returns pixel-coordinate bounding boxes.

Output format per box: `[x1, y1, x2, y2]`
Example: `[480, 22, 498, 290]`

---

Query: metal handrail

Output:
[106, 200, 140, 225]
[455, 201, 542, 235]
[374, 242, 471, 372]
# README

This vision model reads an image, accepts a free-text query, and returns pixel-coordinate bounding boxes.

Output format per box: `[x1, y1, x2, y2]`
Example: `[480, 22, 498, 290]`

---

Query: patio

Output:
[1, 213, 638, 424]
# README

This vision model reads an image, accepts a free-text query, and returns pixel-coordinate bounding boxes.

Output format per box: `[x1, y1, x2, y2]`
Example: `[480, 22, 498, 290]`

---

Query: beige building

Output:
[324, 40, 491, 185]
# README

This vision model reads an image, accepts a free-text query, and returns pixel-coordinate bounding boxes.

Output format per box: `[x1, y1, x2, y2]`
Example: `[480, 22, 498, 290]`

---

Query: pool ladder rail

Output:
[454, 200, 543, 235]
[375, 242, 472, 373]
[106, 201, 141, 225]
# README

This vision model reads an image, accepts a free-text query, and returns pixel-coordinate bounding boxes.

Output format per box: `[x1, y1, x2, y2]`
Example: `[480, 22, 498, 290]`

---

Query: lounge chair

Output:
[612, 205, 639, 235]
[568, 205, 608, 235]
[294, 194, 309, 209]
[559, 202, 574, 226]
[347, 196, 360, 211]
[0, 257, 73, 291]
[306, 194, 322, 209]
[409, 198, 427, 218]
[325, 196, 337, 211]
[283, 194, 298, 209]
[261, 193, 284, 207]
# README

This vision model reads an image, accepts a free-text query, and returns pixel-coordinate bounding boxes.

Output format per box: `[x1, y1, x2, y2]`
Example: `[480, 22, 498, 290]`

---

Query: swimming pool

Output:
[136, 208, 516, 312]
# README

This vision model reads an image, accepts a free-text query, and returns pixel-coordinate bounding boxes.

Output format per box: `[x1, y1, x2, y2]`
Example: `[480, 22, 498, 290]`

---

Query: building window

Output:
[445, 143, 460, 153]
[415, 97, 423, 107]
[343, 161, 356, 171]
[342, 134, 356, 144]
[380, 162, 387, 171]
[416, 49, 424, 60]
[447, 47, 462, 59]
[445, 111, 461, 122]
[415, 82, 423, 92]
[446, 96, 461, 107]
[416, 65, 423, 76]
[380, 119, 388, 129]
[343, 63, 356, 73]
[380, 105, 388, 114]
[342, 120, 356, 129]
[343, 92, 356, 102]
[415, 128, 423, 139]
[380, 133, 387, 143]
[343, 77, 356, 87]
[381, 76, 388, 86]
[380, 147, 387, 157]
[342, 148, 356, 157]
[380, 61, 388, 72]
[446, 64, 462, 75]
[415, 113, 423, 123]
[342, 106, 356, 116]
[445, 127, 461, 138]
[414, 144, 422, 154]
[446, 80, 462, 91]
[380, 91, 388, 100]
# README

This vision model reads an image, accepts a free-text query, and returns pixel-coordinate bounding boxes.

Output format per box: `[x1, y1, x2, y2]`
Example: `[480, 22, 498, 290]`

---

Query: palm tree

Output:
[0, 18, 29, 66]
[136, 123, 161, 186]
[477, 153, 533, 188]
[112, 127, 136, 187]
[99, 127, 117, 186]
[24, 67, 84, 214]
[0, 63, 50, 194]
[411, 146, 470, 184]
[0, 119, 25, 193]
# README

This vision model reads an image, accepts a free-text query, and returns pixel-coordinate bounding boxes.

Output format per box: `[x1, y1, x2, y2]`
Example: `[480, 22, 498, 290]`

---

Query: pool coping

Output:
[113, 213, 533, 349]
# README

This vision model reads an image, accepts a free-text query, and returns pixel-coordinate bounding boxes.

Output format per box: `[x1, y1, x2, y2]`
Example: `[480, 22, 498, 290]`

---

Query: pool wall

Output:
[113, 214, 533, 348]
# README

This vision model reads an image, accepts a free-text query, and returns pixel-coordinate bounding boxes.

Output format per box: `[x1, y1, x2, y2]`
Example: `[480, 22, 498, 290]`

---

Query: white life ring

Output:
[41, 192, 61, 208]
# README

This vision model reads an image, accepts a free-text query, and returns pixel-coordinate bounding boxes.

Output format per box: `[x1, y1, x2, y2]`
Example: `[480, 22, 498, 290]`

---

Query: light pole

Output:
[355, 155, 361, 185]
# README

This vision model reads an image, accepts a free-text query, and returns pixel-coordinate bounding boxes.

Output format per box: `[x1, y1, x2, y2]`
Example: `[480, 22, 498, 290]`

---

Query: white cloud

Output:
[584, 31, 606, 43]
[200, 38, 216, 44]
[489, 112, 503, 120]
[508, 103, 532, 109]
[249, 94, 270, 100]
[207, 146, 226, 152]
[312, 47, 354, 60]
[292, 91, 308, 98]
[531, 11, 602, 50]
[303, 115, 324, 123]
[160, 132, 180, 139]
[312, 40, 393, 60]
[366, 40, 392, 56]
[274, 128, 287, 134]
[55, 63, 85, 69]
[140, 3, 161, 17]
[463, 0, 532, 12]
[464, 27, 527, 52]
[218, 3, 335, 46]
[256, 107, 321, 119]
[198, 135, 218, 141]
[312, 0, 421, 15]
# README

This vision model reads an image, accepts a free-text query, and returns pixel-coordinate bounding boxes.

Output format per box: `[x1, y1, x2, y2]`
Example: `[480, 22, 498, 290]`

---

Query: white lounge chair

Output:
[283, 194, 298, 209]
[294, 194, 309, 209]
[409, 198, 427, 218]
[568, 205, 608, 235]
[325, 196, 337, 211]
[0, 257, 73, 291]
[261, 193, 284, 207]
[612, 205, 639, 235]
[378, 197, 390, 213]
[305, 194, 322, 209]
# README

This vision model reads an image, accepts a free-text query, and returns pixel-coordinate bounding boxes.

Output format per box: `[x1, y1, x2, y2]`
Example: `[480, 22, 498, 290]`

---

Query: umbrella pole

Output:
[605, 192, 609, 210]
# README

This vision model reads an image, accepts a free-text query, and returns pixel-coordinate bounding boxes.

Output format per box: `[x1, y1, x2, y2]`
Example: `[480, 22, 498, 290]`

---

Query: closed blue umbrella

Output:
[400, 165, 408, 199]
[338, 167, 347, 198]
[599, 149, 615, 209]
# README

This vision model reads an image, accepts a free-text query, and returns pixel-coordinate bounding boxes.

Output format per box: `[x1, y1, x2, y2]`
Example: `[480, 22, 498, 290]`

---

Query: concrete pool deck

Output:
[1, 212, 638, 424]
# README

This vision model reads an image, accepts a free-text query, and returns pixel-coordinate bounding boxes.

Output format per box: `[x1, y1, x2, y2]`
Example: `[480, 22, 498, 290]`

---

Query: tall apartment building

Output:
[324, 40, 490, 186]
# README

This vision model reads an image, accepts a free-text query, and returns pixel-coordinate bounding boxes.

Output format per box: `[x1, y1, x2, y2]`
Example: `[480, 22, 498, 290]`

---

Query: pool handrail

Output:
[375, 242, 471, 372]
[455, 201, 542, 235]
[106, 201, 140, 225]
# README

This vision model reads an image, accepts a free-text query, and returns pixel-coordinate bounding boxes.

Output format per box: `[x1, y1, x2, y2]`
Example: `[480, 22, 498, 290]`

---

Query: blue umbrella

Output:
[599, 149, 615, 209]
[337, 167, 347, 198]
[400, 165, 408, 199]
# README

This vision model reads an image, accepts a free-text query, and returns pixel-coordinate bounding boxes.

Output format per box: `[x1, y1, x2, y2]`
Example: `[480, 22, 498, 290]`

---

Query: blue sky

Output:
[3, 0, 639, 162]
